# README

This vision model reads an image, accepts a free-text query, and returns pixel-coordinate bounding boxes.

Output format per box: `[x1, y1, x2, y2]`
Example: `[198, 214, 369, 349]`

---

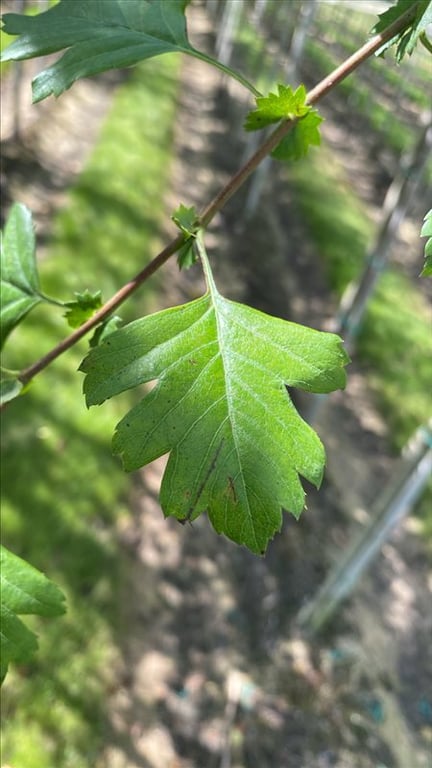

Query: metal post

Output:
[336, 116, 432, 355]
[306, 115, 432, 423]
[297, 422, 432, 634]
[216, 0, 244, 66]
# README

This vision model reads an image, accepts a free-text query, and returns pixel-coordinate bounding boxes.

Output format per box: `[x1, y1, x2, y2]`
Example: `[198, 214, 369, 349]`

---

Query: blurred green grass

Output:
[1, 54, 180, 767]
[289, 147, 431, 450]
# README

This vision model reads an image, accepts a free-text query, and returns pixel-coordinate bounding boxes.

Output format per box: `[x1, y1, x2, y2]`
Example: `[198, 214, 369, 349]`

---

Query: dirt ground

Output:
[2, 5, 431, 768]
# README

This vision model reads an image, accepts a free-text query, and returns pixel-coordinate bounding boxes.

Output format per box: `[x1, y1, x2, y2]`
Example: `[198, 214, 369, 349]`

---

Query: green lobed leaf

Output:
[0, 545, 66, 683]
[272, 110, 323, 161]
[81, 237, 348, 554]
[420, 28, 432, 52]
[89, 315, 123, 347]
[172, 203, 199, 237]
[1, 0, 259, 102]
[371, 0, 432, 62]
[244, 84, 310, 132]
[0, 202, 42, 347]
[64, 289, 102, 328]
[0, 371, 23, 405]
[420, 208, 432, 276]
[172, 204, 200, 269]
[0, 604, 38, 683]
[177, 241, 198, 270]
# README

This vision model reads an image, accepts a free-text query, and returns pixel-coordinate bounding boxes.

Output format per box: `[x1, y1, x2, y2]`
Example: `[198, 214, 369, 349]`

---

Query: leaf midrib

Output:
[211, 289, 258, 549]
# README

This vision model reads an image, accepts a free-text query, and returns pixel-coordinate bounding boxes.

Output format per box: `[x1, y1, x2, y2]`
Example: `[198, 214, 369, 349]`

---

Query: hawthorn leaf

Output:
[420, 28, 432, 53]
[272, 111, 323, 161]
[420, 208, 432, 276]
[172, 204, 199, 269]
[244, 84, 310, 131]
[0, 372, 23, 405]
[81, 237, 348, 554]
[172, 203, 199, 237]
[177, 242, 198, 270]
[0, 283, 42, 348]
[89, 315, 123, 348]
[1, 203, 42, 347]
[0, 605, 37, 683]
[0, 545, 66, 683]
[64, 289, 102, 328]
[1, 0, 259, 103]
[371, 0, 432, 61]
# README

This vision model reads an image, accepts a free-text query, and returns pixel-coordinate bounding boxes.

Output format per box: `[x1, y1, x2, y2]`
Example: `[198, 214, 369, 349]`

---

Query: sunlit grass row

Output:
[288, 146, 431, 446]
[1, 54, 180, 768]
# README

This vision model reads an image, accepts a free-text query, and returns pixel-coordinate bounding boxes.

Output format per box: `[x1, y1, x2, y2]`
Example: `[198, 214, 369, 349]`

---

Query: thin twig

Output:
[13, 2, 418, 391]
[17, 234, 185, 386]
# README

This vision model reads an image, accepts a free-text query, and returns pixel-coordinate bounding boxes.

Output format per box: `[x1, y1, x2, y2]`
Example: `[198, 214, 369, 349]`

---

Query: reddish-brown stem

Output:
[14, 2, 418, 391]
[17, 233, 185, 386]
